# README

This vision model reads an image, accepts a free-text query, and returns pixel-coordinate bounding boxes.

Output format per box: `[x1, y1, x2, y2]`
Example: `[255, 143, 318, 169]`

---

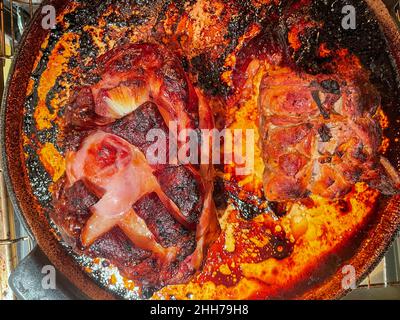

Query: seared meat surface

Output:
[53, 43, 219, 289]
[259, 66, 399, 202]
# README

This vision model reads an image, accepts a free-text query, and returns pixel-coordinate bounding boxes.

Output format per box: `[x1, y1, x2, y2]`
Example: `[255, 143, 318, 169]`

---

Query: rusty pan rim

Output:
[0, 0, 43, 242]
[1, 0, 400, 300]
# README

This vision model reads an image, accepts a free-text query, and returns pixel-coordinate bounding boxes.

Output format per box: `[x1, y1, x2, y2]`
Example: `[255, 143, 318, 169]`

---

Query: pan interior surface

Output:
[2, 0, 400, 300]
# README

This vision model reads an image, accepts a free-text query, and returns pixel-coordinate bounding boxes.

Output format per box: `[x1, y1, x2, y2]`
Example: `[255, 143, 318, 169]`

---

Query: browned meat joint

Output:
[52, 43, 220, 291]
[259, 66, 400, 202]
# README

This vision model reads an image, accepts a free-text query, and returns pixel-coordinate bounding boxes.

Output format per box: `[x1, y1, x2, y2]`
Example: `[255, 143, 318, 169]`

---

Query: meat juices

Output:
[259, 66, 400, 202]
[53, 44, 220, 290]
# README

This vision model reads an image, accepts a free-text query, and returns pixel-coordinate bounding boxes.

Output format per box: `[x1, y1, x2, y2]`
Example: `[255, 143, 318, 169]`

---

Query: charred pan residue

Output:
[190, 54, 228, 96]
[309, 0, 400, 168]
[155, 0, 189, 31]
[225, 180, 269, 220]
[23, 0, 131, 207]
[23, 25, 64, 207]
[23, 25, 63, 138]
[270, 233, 294, 260]
[190, 0, 282, 96]
[213, 177, 228, 210]
[64, 0, 112, 32]
[23, 93, 38, 138]
[310, 0, 400, 101]
[37, 126, 60, 148]
[79, 32, 98, 60]
[24, 145, 52, 206]
[292, 27, 332, 74]
[229, 192, 263, 220]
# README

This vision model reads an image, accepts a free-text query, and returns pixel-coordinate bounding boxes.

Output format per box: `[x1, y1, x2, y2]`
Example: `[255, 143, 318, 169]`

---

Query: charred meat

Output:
[53, 43, 220, 289]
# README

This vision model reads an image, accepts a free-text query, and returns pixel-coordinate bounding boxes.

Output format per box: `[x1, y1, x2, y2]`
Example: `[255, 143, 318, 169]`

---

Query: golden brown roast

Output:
[259, 65, 400, 202]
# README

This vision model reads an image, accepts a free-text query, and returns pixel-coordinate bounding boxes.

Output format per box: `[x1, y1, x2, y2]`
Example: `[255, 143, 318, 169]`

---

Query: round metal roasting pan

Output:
[1, 0, 400, 300]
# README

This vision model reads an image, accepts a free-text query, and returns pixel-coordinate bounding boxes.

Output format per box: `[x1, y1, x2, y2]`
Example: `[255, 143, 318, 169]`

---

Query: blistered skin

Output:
[53, 43, 219, 289]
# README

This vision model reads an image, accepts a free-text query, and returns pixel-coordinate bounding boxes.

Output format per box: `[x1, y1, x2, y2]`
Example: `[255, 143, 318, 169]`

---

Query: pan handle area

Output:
[8, 246, 88, 300]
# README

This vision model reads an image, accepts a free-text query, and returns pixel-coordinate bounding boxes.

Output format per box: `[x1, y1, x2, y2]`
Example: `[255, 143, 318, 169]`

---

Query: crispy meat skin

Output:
[66, 43, 199, 130]
[53, 180, 96, 240]
[107, 102, 168, 155]
[259, 67, 398, 202]
[155, 166, 204, 225]
[53, 43, 219, 289]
